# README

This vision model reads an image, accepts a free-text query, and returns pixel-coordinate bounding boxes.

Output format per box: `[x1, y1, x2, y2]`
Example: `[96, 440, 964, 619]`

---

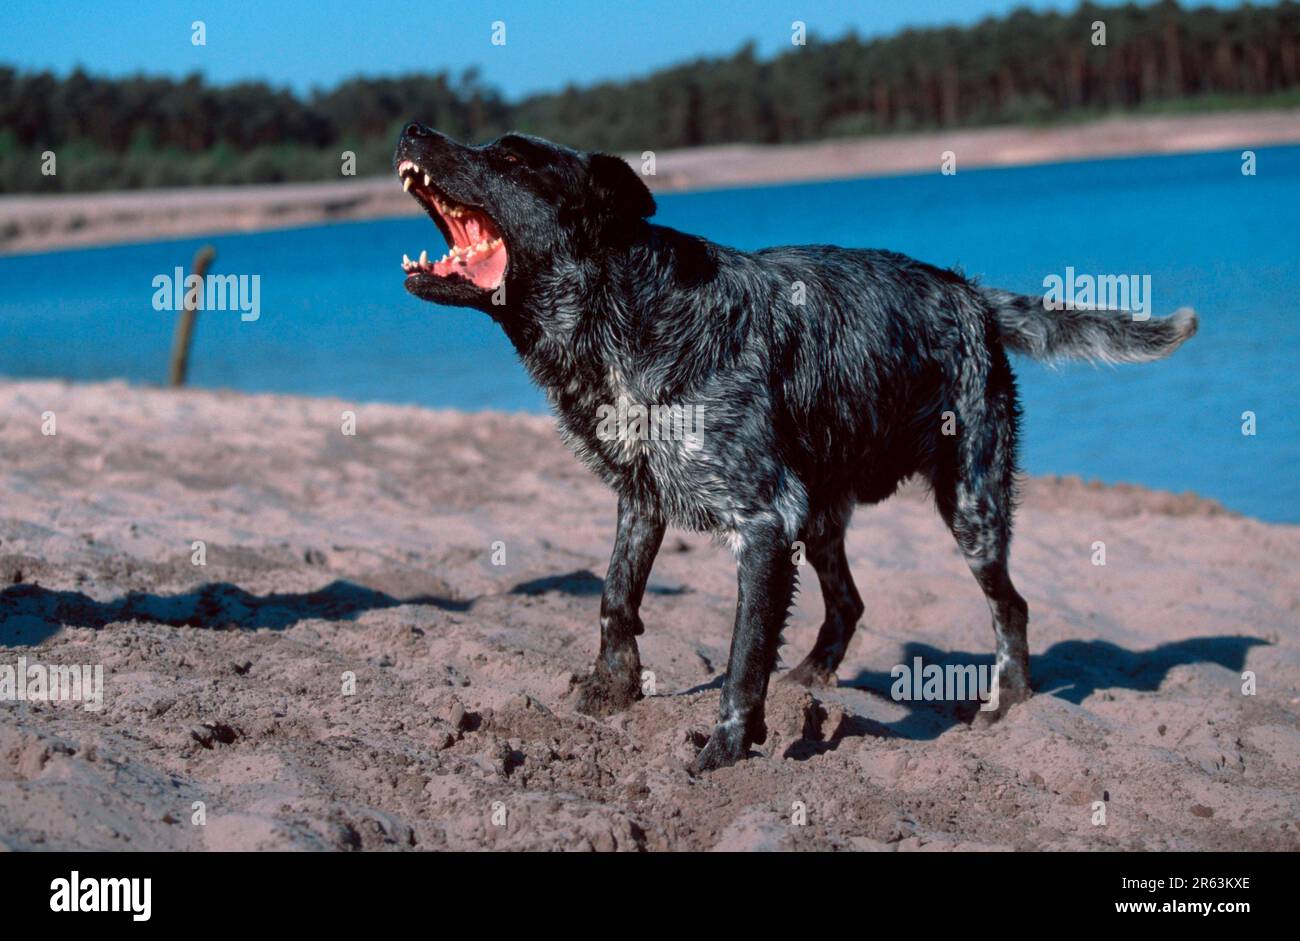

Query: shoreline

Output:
[0, 376, 1285, 525]
[0, 377, 1262, 522]
[3, 108, 1298, 256]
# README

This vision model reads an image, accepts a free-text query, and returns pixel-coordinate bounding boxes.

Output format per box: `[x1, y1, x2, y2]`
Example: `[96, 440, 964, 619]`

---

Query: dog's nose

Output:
[403, 123, 431, 139]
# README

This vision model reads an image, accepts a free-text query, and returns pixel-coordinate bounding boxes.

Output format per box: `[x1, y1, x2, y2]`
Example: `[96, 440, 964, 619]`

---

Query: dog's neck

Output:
[510, 224, 730, 389]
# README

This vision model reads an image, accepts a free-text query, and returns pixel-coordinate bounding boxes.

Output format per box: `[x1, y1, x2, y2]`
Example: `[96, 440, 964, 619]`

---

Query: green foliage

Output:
[1, 1, 1297, 192]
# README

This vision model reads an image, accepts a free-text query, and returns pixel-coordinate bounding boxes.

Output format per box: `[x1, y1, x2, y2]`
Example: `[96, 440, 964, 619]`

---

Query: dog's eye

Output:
[496, 136, 540, 166]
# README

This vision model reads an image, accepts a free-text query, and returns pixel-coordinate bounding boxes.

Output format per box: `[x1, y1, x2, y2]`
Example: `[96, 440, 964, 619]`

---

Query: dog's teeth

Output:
[402, 253, 411, 266]
[423, 173, 431, 187]
[403, 177, 412, 192]
[419, 250, 429, 265]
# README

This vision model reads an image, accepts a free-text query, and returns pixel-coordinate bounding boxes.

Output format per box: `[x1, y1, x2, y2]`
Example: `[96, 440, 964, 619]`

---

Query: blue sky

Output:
[0, 0, 1248, 99]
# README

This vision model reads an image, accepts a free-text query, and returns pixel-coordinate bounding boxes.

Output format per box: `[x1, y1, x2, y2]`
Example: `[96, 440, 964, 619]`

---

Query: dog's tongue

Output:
[442, 212, 480, 247]
[421, 220, 502, 288]
[423, 205, 506, 289]
[430, 242, 507, 290]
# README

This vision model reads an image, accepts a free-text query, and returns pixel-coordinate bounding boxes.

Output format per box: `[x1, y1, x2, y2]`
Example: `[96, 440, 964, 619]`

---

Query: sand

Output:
[3, 109, 1299, 255]
[0, 379, 1296, 851]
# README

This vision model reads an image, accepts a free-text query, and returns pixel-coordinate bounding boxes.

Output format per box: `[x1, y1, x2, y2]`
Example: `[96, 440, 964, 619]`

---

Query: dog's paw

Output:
[693, 723, 749, 772]
[694, 712, 766, 772]
[572, 667, 641, 717]
[967, 683, 1031, 729]
[781, 656, 837, 689]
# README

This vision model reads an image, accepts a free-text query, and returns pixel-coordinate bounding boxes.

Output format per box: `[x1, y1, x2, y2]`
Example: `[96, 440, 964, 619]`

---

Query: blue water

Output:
[2, 146, 1297, 522]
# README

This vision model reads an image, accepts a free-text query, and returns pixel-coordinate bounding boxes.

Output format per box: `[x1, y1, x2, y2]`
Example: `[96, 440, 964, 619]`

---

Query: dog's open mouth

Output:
[397, 159, 507, 291]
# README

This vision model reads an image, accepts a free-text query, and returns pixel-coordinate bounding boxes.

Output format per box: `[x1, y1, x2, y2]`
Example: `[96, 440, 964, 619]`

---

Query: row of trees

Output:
[1, 1, 1297, 192]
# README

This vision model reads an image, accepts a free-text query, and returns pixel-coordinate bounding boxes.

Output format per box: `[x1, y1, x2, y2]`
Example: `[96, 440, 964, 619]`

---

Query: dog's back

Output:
[617, 236, 1197, 516]
[746, 244, 998, 507]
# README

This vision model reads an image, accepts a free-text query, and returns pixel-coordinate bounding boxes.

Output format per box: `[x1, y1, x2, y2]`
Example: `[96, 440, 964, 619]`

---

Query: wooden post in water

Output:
[168, 244, 215, 387]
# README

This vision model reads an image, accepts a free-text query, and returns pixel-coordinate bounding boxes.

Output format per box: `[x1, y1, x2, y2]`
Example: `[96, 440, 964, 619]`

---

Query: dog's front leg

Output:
[573, 495, 665, 716]
[696, 518, 799, 771]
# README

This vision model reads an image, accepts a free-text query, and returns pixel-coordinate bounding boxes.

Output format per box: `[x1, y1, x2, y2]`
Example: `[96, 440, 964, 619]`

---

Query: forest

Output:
[1, 1, 1297, 192]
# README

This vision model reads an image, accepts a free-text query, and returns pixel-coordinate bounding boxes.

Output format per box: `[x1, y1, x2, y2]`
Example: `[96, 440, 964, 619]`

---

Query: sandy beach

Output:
[0, 379, 1296, 851]
[3, 109, 1298, 255]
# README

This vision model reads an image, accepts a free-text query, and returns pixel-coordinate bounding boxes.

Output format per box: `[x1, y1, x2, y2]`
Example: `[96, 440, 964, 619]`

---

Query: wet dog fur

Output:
[393, 125, 1198, 770]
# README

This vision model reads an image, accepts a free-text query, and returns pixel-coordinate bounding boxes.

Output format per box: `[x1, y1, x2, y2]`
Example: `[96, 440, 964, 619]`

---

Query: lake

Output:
[2, 146, 1297, 522]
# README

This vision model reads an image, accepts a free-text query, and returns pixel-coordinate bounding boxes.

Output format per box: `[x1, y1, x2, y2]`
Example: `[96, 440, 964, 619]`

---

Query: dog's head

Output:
[394, 125, 656, 313]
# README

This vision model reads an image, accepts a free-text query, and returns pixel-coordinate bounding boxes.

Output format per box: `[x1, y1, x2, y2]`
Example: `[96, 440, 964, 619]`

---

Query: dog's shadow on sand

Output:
[0, 579, 1268, 754]
[812, 636, 1270, 747]
[508, 568, 689, 598]
[0, 580, 474, 646]
[0, 567, 687, 646]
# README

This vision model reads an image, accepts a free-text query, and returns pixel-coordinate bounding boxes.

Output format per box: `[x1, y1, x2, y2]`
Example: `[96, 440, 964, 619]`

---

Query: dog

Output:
[392, 124, 1198, 771]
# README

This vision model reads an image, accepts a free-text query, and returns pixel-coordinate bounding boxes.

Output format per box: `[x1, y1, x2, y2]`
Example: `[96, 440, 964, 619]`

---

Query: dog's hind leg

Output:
[932, 380, 1031, 723]
[783, 512, 864, 688]
[573, 495, 665, 717]
[696, 513, 803, 771]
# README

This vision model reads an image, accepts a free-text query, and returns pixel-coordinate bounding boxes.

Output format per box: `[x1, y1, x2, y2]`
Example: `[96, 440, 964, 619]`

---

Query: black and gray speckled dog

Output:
[393, 125, 1198, 771]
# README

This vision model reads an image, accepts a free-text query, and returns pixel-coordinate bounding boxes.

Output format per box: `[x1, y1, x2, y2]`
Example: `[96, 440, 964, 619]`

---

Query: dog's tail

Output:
[982, 288, 1198, 365]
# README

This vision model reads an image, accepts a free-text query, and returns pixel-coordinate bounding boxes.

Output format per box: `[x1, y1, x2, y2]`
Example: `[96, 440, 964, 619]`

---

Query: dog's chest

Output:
[547, 366, 726, 529]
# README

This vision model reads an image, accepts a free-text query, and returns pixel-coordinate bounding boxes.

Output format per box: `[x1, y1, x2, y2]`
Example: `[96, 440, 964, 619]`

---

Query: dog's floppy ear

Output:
[588, 153, 656, 222]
